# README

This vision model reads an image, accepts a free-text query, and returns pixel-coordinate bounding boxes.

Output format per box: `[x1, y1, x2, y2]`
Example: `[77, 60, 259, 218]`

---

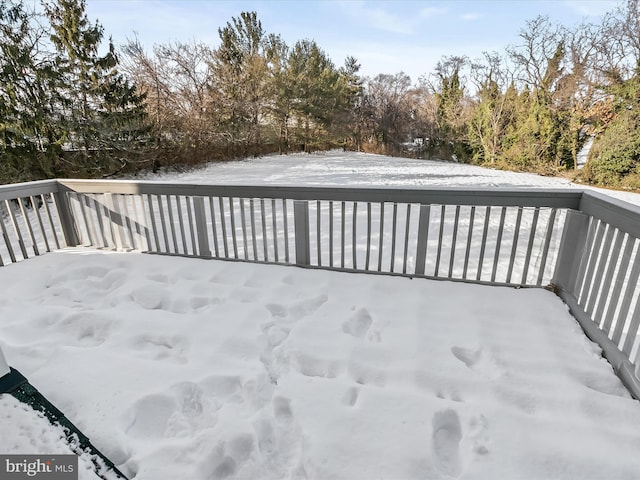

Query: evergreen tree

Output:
[0, 1, 61, 180]
[43, 0, 147, 174]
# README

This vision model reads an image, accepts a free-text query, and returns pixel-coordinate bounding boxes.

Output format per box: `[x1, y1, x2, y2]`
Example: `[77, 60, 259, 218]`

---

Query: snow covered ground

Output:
[136, 150, 640, 205]
[2, 151, 640, 480]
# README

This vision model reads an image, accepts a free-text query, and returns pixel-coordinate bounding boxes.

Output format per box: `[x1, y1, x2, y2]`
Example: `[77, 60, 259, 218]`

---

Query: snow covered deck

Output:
[2, 251, 640, 480]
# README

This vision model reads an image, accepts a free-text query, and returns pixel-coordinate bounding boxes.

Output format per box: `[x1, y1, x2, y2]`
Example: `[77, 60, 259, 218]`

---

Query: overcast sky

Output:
[84, 0, 621, 82]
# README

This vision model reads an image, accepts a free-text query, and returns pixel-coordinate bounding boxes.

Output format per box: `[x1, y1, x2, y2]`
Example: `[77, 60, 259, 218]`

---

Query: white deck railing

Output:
[0, 179, 639, 399]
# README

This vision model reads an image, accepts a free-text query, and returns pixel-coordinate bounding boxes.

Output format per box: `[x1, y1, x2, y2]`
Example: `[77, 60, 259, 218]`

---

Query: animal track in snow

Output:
[342, 308, 373, 338]
[451, 346, 504, 380]
[432, 409, 463, 478]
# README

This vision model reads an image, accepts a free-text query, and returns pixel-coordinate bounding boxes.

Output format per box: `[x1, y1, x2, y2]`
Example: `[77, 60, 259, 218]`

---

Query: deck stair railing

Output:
[0, 179, 639, 399]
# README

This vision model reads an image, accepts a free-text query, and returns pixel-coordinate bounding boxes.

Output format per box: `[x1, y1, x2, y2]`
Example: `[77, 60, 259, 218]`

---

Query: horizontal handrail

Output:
[58, 179, 583, 208]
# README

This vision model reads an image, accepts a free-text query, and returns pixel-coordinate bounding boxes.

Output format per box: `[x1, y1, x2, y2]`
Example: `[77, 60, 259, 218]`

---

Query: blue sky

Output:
[84, 0, 621, 82]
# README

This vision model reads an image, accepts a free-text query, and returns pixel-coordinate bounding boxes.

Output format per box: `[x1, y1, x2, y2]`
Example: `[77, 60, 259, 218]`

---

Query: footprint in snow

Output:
[451, 346, 504, 380]
[342, 308, 372, 338]
[432, 409, 463, 478]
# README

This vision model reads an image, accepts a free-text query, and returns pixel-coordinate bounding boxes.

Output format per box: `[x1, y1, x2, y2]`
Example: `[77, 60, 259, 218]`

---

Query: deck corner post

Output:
[53, 184, 79, 248]
[294, 200, 310, 266]
[193, 197, 211, 257]
[414, 204, 431, 275]
[552, 208, 590, 294]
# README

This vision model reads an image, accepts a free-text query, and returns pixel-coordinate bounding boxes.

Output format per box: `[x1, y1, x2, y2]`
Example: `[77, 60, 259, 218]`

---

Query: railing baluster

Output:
[602, 236, 634, 333]
[185, 197, 198, 256]
[435, 205, 446, 277]
[130, 194, 146, 251]
[506, 207, 523, 284]
[240, 198, 249, 259]
[175, 196, 188, 255]
[570, 217, 597, 297]
[391, 203, 398, 273]
[448, 205, 461, 279]
[341, 201, 346, 269]
[352, 202, 358, 269]
[18, 197, 39, 256]
[272, 198, 279, 262]
[476, 206, 491, 282]
[491, 207, 507, 283]
[260, 198, 269, 262]
[593, 229, 624, 323]
[317, 200, 322, 266]
[218, 197, 229, 258]
[283, 199, 290, 263]
[365, 202, 372, 270]
[521, 207, 540, 285]
[165, 196, 179, 253]
[6, 199, 28, 259]
[536, 208, 558, 285]
[209, 197, 220, 258]
[248, 198, 256, 260]
[578, 220, 606, 304]
[378, 202, 385, 272]
[121, 195, 137, 250]
[136, 195, 152, 251]
[0, 203, 17, 263]
[402, 204, 411, 275]
[463, 206, 476, 280]
[329, 201, 334, 267]
[146, 194, 161, 252]
[585, 224, 616, 315]
[31, 196, 50, 253]
[611, 244, 640, 345]
[229, 197, 239, 260]
[42, 194, 61, 250]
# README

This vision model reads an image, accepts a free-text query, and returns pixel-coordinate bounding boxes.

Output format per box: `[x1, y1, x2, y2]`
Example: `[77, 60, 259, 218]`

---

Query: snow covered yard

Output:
[2, 151, 640, 479]
[1, 251, 640, 479]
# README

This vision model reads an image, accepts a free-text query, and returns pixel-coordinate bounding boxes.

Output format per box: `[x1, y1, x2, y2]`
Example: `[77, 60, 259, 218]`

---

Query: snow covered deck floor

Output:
[1, 251, 640, 480]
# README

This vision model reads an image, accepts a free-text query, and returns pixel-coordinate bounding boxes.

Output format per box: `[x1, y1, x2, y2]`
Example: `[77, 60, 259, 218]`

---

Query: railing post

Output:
[552, 209, 590, 294]
[193, 197, 211, 257]
[414, 204, 431, 275]
[294, 200, 310, 266]
[53, 186, 79, 247]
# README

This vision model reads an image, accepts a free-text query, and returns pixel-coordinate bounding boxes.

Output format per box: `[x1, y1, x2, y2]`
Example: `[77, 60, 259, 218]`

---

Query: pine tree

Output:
[43, 0, 147, 175]
[0, 1, 61, 180]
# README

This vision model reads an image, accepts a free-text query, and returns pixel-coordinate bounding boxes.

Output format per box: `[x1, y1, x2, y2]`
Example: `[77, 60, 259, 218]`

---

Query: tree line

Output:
[1, 0, 640, 189]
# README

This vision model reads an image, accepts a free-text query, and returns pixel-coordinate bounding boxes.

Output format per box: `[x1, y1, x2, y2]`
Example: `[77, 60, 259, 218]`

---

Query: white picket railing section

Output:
[0, 179, 639, 400]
